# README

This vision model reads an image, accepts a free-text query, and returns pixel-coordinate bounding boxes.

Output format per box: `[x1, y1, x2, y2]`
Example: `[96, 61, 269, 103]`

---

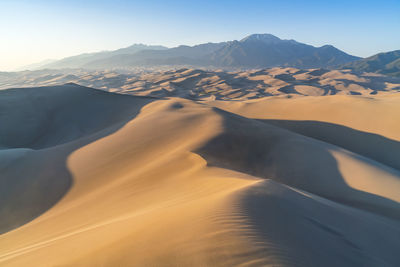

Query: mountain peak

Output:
[34, 34, 359, 70]
[240, 34, 281, 44]
[320, 44, 336, 50]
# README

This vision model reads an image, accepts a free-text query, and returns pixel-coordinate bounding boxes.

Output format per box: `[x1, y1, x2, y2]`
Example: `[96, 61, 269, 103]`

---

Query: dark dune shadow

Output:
[308, 68, 330, 76]
[0, 84, 156, 234]
[127, 69, 270, 100]
[274, 73, 296, 82]
[195, 108, 400, 221]
[349, 91, 362, 95]
[239, 180, 400, 266]
[99, 74, 129, 89]
[296, 77, 320, 84]
[32, 74, 63, 83]
[147, 69, 207, 87]
[278, 84, 331, 96]
[258, 119, 400, 171]
[214, 72, 267, 90]
[248, 69, 271, 76]
[278, 84, 299, 94]
[335, 78, 395, 92]
[167, 71, 269, 100]
[292, 69, 309, 75]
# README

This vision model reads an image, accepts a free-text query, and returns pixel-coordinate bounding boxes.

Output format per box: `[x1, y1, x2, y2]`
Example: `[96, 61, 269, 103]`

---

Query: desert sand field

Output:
[1, 68, 400, 99]
[1, 69, 400, 266]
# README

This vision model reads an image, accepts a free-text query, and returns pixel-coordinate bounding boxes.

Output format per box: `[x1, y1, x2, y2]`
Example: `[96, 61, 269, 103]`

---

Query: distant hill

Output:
[16, 59, 57, 71]
[41, 44, 168, 69]
[84, 42, 227, 69]
[342, 50, 400, 77]
[35, 34, 360, 70]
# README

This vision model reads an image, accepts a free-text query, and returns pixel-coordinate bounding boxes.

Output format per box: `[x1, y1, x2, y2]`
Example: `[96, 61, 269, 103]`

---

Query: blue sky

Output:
[0, 0, 399, 70]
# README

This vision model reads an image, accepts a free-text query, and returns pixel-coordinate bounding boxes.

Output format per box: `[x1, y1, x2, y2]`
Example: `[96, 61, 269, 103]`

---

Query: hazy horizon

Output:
[1, 0, 399, 71]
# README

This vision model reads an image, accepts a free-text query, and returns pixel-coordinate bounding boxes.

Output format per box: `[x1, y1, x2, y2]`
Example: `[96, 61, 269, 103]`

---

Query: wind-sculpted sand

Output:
[1, 67, 400, 100]
[0, 80, 399, 266]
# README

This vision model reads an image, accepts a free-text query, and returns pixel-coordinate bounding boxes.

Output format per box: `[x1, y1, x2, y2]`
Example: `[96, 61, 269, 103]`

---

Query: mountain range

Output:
[41, 44, 168, 69]
[342, 50, 400, 77]
[29, 34, 361, 70]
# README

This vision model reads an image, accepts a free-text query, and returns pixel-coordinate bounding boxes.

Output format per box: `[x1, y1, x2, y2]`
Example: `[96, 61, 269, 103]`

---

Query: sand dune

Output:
[1, 82, 400, 266]
[211, 94, 400, 168]
[1, 67, 400, 100]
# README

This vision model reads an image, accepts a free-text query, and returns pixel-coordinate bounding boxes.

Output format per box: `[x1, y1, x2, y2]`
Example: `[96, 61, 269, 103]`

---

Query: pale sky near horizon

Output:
[1, 0, 399, 71]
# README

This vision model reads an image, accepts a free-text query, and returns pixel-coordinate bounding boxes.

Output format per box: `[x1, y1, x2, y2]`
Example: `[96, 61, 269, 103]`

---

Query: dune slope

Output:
[0, 84, 399, 266]
[0, 84, 155, 233]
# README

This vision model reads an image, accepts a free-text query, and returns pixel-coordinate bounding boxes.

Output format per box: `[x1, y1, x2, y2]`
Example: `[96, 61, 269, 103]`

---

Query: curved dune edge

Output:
[0, 84, 155, 234]
[0, 85, 400, 266]
[0, 95, 263, 266]
[2, 68, 400, 100]
[209, 94, 400, 171]
[209, 94, 400, 141]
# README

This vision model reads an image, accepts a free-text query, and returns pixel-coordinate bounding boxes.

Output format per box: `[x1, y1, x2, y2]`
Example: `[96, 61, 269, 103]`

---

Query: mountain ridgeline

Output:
[33, 34, 360, 69]
[341, 50, 400, 77]
[43, 44, 168, 69]
[33, 34, 361, 70]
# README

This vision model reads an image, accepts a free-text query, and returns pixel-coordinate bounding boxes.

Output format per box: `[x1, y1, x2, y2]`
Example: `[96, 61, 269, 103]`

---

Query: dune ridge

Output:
[0, 83, 399, 266]
[1, 68, 400, 100]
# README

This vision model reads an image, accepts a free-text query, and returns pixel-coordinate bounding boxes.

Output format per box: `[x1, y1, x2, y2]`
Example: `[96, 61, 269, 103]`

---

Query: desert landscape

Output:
[1, 0, 400, 265]
[0, 65, 400, 266]
[1, 67, 400, 99]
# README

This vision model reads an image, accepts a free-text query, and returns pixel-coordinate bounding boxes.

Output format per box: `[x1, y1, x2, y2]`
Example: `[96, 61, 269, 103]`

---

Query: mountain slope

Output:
[342, 50, 400, 77]
[33, 34, 360, 70]
[209, 35, 359, 68]
[83, 42, 226, 68]
[16, 59, 57, 71]
[41, 44, 168, 69]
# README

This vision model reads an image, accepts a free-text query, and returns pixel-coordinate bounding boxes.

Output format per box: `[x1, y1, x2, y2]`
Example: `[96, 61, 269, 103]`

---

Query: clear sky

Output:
[1, 0, 399, 71]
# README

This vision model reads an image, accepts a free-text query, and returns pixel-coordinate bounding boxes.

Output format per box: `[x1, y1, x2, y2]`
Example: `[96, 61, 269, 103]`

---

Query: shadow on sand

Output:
[258, 119, 400, 171]
[195, 108, 400, 221]
[0, 84, 157, 234]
